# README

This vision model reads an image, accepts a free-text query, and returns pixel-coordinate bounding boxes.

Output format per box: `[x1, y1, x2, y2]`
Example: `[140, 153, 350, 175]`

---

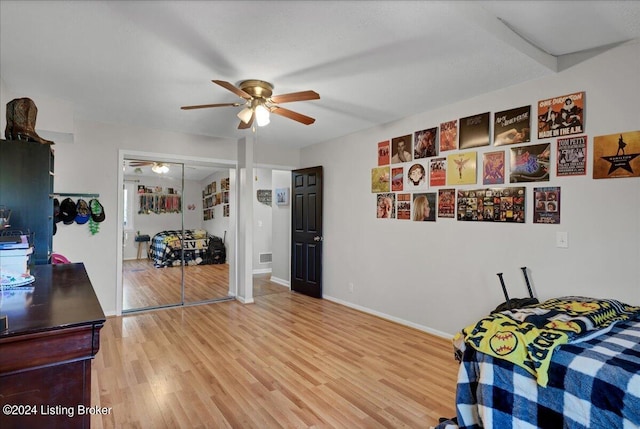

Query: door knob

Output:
[313, 236, 323, 242]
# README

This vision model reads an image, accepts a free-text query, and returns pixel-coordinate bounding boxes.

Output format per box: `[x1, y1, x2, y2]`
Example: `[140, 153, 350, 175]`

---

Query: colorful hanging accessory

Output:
[88, 198, 105, 235]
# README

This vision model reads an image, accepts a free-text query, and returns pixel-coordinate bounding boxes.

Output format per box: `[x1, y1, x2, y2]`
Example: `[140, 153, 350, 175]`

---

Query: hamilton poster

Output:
[537, 91, 585, 139]
[593, 131, 640, 179]
[457, 187, 526, 223]
[509, 143, 551, 183]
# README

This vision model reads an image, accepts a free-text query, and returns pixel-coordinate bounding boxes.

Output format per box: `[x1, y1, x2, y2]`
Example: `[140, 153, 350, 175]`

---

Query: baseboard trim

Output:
[323, 295, 453, 340]
[253, 268, 272, 275]
[236, 296, 255, 304]
[269, 276, 290, 288]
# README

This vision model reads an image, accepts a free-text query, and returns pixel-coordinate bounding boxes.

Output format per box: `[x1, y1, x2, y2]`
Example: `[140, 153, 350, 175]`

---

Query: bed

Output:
[438, 296, 640, 429]
[149, 229, 211, 267]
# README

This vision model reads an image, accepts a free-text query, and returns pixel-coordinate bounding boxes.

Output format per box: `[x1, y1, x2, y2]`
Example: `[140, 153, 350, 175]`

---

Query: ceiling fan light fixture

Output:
[152, 163, 170, 174]
[255, 104, 270, 127]
[237, 106, 253, 124]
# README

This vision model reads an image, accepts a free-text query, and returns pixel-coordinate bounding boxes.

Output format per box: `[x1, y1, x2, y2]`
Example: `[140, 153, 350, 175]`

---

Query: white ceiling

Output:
[1, 1, 639, 151]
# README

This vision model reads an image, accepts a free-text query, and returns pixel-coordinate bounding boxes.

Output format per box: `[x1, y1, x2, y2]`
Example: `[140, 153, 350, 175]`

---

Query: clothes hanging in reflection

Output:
[138, 194, 181, 214]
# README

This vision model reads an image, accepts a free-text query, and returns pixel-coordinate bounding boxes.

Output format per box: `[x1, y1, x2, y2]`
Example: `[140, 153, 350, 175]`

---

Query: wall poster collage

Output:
[202, 177, 230, 221]
[372, 89, 638, 225]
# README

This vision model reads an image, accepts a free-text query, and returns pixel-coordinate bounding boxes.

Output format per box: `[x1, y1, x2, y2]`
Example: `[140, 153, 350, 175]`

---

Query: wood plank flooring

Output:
[92, 282, 459, 428]
[123, 259, 231, 310]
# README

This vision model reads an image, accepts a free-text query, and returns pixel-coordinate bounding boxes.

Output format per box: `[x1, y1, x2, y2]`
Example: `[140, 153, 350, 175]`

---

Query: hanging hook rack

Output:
[52, 193, 100, 199]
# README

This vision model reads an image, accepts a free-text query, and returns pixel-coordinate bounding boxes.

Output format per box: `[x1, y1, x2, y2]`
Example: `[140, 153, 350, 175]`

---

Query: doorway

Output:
[121, 156, 235, 313]
[291, 166, 323, 298]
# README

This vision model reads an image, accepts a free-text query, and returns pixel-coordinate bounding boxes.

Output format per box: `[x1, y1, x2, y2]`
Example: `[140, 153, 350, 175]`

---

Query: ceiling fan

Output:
[128, 161, 171, 174]
[181, 80, 320, 129]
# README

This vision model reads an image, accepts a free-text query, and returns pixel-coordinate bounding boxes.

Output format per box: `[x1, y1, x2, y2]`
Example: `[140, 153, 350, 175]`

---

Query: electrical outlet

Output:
[348, 282, 354, 293]
[556, 231, 568, 248]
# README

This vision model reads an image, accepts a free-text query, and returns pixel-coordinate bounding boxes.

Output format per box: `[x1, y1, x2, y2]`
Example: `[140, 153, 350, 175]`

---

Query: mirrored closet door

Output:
[122, 159, 232, 313]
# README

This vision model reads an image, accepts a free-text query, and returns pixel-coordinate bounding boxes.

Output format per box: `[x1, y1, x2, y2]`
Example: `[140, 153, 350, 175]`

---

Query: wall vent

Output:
[259, 252, 272, 264]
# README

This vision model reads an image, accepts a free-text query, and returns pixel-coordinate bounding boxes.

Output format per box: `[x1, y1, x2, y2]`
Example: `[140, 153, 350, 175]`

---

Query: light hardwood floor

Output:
[92, 281, 459, 428]
[123, 259, 232, 310]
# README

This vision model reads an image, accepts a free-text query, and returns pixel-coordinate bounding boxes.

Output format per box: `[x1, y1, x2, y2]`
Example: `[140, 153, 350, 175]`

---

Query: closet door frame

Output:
[116, 149, 237, 316]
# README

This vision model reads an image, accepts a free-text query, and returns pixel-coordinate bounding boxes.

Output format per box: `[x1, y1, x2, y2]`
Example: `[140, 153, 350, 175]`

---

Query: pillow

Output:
[192, 229, 207, 239]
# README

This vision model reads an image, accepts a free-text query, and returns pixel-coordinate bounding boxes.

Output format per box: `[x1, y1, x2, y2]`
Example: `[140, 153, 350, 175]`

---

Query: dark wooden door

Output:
[291, 166, 323, 298]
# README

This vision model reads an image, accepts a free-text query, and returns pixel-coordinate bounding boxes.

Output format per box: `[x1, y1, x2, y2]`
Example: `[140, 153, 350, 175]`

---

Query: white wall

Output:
[271, 170, 291, 286]
[253, 168, 273, 273]
[0, 89, 302, 315]
[300, 41, 640, 337]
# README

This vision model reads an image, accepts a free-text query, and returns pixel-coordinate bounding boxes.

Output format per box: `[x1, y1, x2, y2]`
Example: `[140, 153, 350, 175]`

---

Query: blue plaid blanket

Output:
[450, 319, 640, 428]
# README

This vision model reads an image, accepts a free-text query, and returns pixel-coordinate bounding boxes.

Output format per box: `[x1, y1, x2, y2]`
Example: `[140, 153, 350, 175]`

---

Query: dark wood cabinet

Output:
[0, 263, 105, 429]
[0, 139, 54, 264]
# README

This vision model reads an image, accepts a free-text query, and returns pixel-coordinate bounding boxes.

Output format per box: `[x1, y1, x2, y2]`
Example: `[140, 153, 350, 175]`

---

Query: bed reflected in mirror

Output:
[122, 159, 232, 312]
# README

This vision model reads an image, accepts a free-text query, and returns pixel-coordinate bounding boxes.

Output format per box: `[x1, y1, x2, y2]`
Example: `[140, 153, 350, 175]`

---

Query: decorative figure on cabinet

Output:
[5, 97, 54, 144]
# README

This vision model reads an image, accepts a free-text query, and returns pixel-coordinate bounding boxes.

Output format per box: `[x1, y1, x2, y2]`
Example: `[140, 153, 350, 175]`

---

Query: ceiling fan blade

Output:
[271, 106, 316, 125]
[270, 90, 320, 104]
[212, 80, 252, 100]
[181, 102, 240, 110]
[238, 112, 255, 129]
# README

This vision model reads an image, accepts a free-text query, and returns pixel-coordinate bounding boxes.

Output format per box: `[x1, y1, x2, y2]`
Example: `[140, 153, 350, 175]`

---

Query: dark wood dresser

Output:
[0, 263, 105, 429]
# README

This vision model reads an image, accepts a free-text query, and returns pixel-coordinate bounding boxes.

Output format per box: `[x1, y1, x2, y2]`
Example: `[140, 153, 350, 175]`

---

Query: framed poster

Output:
[405, 162, 427, 191]
[509, 143, 551, 183]
[391, 134, 413, 163]
[391, 166, 404, 191]
[378, 140, 390, 166]
[446, 152, 477, 185]
[396, 193, 411, 220]
[593, 130, 640, 179]
[221, 177, 230, 191]
[371, 166, 390, 193]
[437, 188, 456, 218]
[494, 105, 531, 146]
[376, 193, 396, 219]
[457, 187, 526, 223]
[459, 112, 490, 149]
[414, 127, 438, 159]
[440, 119, 458, 152]
[482, 151, 505, 185]
[275, 188, 289, 206]
[429, 157, 446, 187]
[557, 135, 587, 176]
[537, 91, 585, 139]
[534, 187, 561, 224]
[412, 193, 436, 222]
